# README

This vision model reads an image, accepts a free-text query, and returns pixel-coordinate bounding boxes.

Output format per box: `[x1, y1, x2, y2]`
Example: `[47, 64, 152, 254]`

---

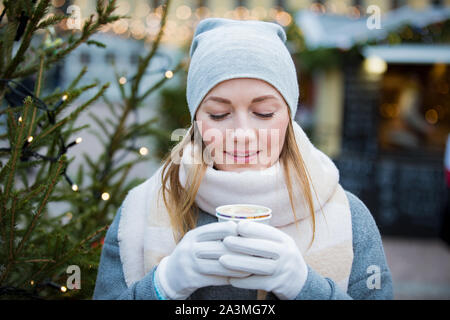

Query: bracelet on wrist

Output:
[153, 267, 168, 300]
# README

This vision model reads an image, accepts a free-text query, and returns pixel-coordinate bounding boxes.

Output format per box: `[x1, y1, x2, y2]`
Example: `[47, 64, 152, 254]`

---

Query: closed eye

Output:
[208, 113, 228, 120]
[208, 113, 275, 120]
[256, 112, 275, 118]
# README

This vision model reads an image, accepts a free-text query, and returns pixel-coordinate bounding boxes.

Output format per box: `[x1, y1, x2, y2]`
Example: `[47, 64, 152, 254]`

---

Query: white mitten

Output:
[155, 221, 251, 300]
[219, 220, 308, 300]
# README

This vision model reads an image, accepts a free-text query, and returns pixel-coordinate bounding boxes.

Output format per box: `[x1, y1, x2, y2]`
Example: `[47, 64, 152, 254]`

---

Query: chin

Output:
[214, 164, 265, 172]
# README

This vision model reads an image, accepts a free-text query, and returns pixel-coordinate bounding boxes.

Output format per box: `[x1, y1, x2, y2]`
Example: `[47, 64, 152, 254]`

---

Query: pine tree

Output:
[0, 0, 121, 299]
[0, 0, 185, 299]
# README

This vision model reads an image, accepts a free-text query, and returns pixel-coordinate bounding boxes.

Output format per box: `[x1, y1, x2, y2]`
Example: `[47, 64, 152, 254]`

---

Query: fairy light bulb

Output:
[60, 286, 67, 293]
[18, 116, 23, 123]
[62, 94, 68, 101]
[364, 56, 387, 75]
[27, 136, 33, 143]
[139, 147, 148, 156]
[76, 137, 83, 144]
[72, 184, 78, 192]
[165, 70, 173, 79]
[119, 77, 127, 85]
[101, 192, 110, 201]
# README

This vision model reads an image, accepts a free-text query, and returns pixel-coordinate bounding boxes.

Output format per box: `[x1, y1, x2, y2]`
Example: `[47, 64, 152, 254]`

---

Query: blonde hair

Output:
[159, 110, 318, 248]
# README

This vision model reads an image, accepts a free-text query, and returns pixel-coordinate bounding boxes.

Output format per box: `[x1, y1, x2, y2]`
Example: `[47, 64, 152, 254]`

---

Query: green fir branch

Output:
[3, 97, 32, 202]
[36, 14, 66, 30]
[14, 155, 67, 258]
[43, 224, 108, 276]
[10, 1, 124, 79]
[67, 66, 88, 91]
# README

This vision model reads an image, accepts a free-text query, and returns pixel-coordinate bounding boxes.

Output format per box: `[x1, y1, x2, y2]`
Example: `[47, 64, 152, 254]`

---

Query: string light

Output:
[234, 6, 249, 20]
[112, 19, 128, 34]
[0, 14, 180, 197]
[139, 147, 148, 156]
[195, 6, 210, 19]
[425, 109, 438, 124]
[363, 56, 387, 75]
[164, 70, 173, 79]
[23, 279, 69, 297]
[67, 136, 83, 149]
[275, 11, 292, 26]
[176, 5, 192, 20]
[101, 192, 110, 201]
[43, 280, 68, 293]
[251, 7, 267, 19]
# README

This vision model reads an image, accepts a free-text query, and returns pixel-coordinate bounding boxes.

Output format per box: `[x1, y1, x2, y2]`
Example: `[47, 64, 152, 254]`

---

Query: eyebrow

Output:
[203, 95, 278, 105]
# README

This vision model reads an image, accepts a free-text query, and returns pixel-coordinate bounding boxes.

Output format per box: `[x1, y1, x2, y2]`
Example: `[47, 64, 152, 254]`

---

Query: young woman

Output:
[93, 18, 394, 300]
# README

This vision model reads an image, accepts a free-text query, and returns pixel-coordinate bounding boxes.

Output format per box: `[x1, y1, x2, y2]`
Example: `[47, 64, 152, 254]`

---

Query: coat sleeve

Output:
[294, 191, 394, 300]
[92, 207, 162, 300]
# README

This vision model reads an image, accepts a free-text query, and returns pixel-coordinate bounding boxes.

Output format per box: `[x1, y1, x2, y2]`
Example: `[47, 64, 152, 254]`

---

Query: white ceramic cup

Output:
[215, 204, 272, 224]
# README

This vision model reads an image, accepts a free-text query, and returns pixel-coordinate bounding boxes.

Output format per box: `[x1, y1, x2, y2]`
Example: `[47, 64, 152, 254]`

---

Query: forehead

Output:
[205, 78, 282, 99]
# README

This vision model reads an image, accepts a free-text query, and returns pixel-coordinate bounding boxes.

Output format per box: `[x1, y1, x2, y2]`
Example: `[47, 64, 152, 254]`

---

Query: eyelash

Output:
[209, 112, 275, 120]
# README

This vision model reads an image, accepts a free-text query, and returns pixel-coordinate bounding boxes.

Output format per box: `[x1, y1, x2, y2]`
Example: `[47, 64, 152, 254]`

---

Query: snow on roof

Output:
[362, 43, 450, 64]
[295, 5, 450, 50]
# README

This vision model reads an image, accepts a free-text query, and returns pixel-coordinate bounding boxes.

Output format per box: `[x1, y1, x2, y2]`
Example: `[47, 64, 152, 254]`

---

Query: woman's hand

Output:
[155, 221, 251, 300]
[219, 220, 308, 300]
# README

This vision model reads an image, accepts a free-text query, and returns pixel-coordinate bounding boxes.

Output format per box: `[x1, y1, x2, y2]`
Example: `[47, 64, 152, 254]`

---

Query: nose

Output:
[227, 113, 258, 149]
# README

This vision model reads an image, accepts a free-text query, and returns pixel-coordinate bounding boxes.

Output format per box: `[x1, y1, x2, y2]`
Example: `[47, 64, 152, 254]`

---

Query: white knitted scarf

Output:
[117, 120, 354, 295]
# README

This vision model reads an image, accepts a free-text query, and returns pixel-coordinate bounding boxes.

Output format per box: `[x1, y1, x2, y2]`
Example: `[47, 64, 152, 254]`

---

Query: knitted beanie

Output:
[186, 18, 299, 122]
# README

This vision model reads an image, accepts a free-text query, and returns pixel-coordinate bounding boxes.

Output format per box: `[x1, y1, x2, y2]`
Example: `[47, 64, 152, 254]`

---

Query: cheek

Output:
[264, 122, 288, 151]
[199, 120, 225, 150]
[279, 125, 288, 146]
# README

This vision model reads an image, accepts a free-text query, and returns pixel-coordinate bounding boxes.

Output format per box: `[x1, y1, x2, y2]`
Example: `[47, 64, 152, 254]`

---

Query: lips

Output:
[225, 151, 259, 157]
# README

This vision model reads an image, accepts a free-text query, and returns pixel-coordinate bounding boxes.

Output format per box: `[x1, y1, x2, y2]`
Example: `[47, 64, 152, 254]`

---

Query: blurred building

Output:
[295, 4, 450, 237]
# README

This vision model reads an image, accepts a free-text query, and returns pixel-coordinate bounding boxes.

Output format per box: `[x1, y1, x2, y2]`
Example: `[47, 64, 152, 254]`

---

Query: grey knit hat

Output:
[186, 18, 299, 122]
